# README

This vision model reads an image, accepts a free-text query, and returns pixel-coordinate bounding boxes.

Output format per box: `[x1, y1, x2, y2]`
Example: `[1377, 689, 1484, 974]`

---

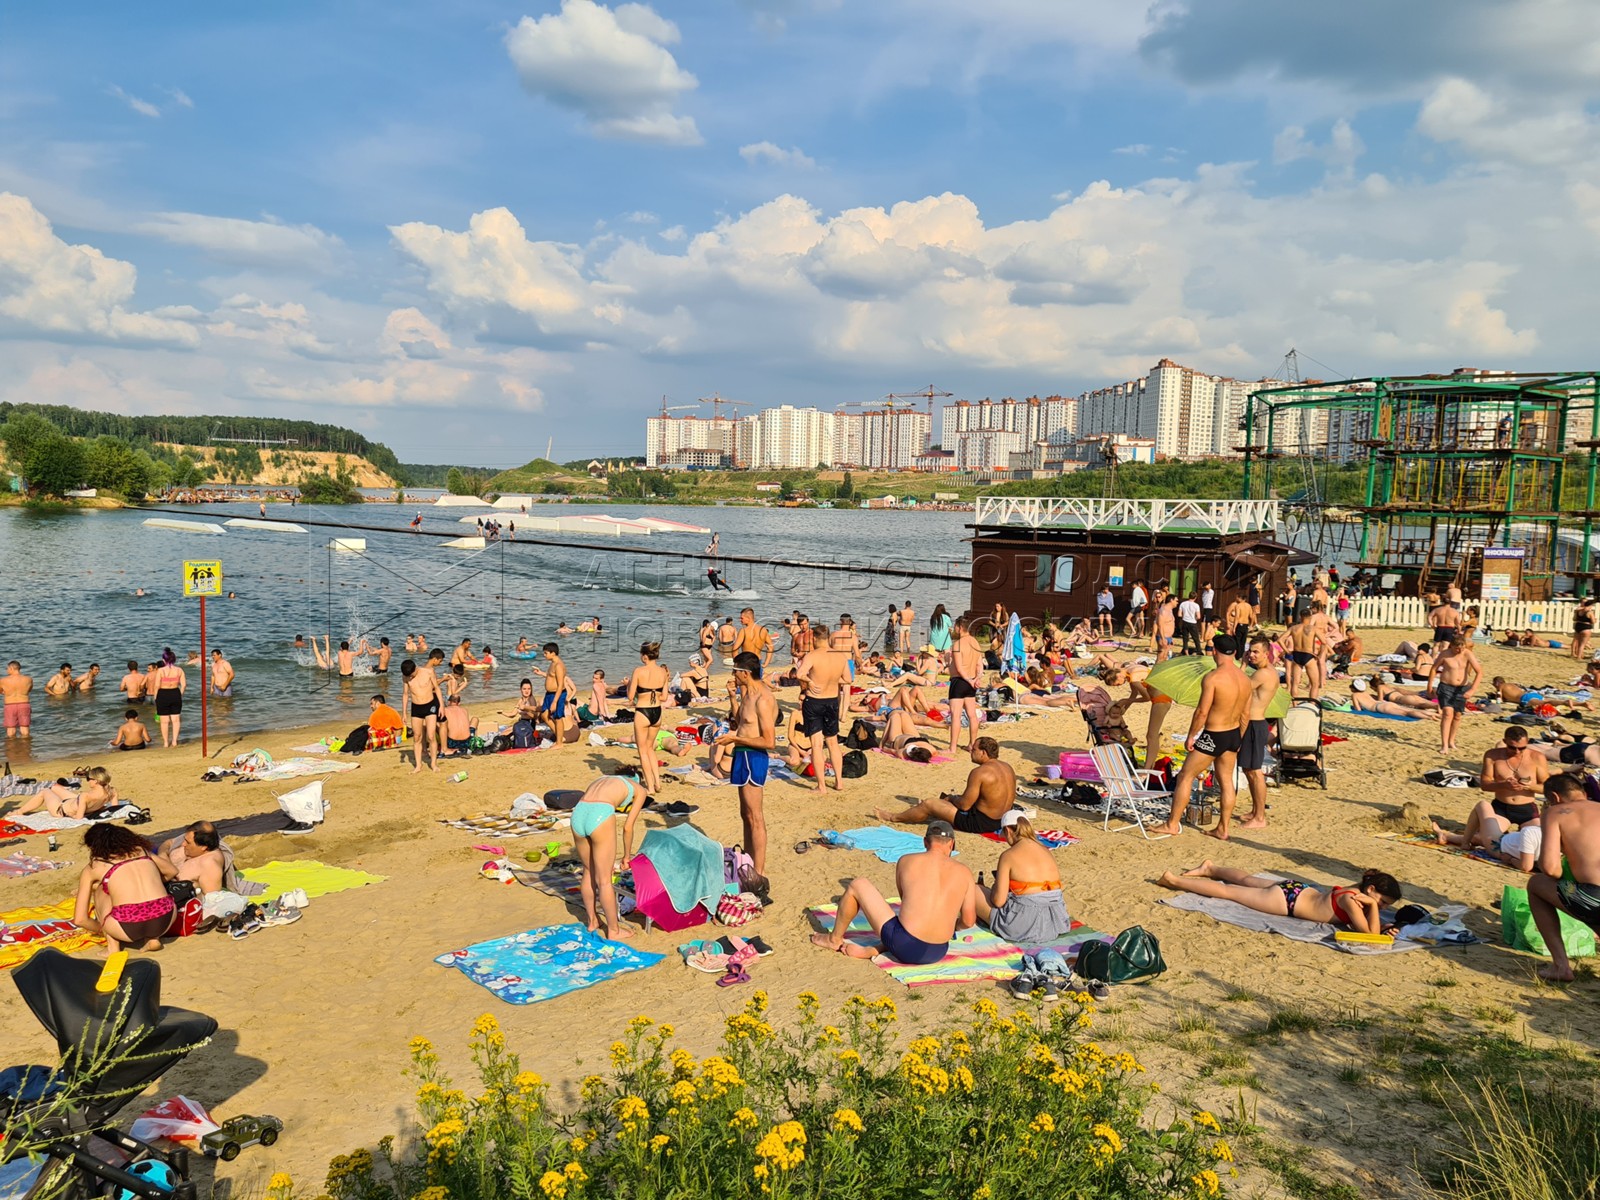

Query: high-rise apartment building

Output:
[645, 414, 740, 467]
[939, 395, 1076, 449]
[741, 405, 836, 469]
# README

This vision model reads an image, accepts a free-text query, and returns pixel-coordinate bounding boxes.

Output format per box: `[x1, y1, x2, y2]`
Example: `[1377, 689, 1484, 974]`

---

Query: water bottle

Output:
[449, 771, 468, 784]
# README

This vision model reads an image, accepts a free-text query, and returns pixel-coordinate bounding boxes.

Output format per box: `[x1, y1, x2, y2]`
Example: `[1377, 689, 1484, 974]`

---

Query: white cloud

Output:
[658, 225, 685, 242]
[166, 88, 194, 109]
[130, 212, 344, 270]
[1417, 77, 1600, 168]
[1113, 144, 1150, 156]
[623, 210, 659, 224]
[504, 0, 701, 145]
[108, 85, 161, 118]
[0, 193, 200, 346]
[1272, 118, 1364, 177]
[739, 141, 817, 169]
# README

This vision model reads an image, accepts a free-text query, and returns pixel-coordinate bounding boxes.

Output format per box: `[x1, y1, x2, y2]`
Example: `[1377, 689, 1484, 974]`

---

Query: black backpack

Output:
[340, 725, 369, 754]
[841, 750, 869, 778]
[843, 720, 879, 750]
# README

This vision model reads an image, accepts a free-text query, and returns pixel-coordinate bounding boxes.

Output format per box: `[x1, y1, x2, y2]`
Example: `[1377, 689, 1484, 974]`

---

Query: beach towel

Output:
[872, 748, 957, 765]
[1373, 830, 1521, 871]
[434, 923, 663, 1004]
[240, 860, 386, 900]
[805, 901, 1106, 986]
[664, 765, 734, 787]
[981, 829, 1080, 849]
[440, 813, 568, 837]
[0, 813, 92, 833]
[636, 825, 726, 915]
[828, 827, 957, 864]
[0, 853, 68, 879]
[245, 758, 362, 783]
[0, 899, 102, 971]
[1159, 893, 1429, 954]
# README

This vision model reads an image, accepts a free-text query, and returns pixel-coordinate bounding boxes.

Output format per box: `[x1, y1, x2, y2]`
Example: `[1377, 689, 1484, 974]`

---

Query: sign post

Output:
[183, 560, 223, 757]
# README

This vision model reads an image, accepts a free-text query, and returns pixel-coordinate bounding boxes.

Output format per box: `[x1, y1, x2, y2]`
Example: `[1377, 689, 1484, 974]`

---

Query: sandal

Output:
[715, 964, 751, 987]
[685, 950, 728, 973]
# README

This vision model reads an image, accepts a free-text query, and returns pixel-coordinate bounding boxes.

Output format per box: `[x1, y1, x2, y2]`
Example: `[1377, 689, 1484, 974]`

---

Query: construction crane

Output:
[657, 396, 698, 417]
[698, 393, 752, 421]
[886, 384, 954, 426]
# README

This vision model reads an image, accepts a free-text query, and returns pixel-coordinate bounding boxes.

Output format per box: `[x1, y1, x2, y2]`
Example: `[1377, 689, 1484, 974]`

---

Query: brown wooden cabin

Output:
[966, 496, 1313, 627]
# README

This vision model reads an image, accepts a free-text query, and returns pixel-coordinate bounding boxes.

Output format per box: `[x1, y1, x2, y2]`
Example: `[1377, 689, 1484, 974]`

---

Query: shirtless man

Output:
[1126, 580, 1148, 637]
[440, 695, 478, 755]
[44, 664, 73, 696]
[876, 736, 1016, 835]
[735, 608, 774, 671]
[1428, 631, 1481, 754]
[1235, 636, 1280, 831]
[945, 618, 984, 753]
[810, 820, 976, 965]
[375, 637, 392, 673]
[119, 660, 147, 702]
[1151, 635, 1251, 838]
[897, 600, 915, 652]
[1306, 601, 1335, 691]
[1429, 601, 1463, 643]
[1526, 774, 1600, 981]
[401, 658, 441, 773]
[715, 653, 777, 875]
[209, 650, 234, 697]
[1225, 594, 1255, 660]
[1153, 595, 1177, 664]
[154, 821, 226, 896]
[532, 643, 573, 744]
[794, 627, 850, 792]
[1285, 609, 1323, 700]
[450, 637, 475, 669]
[1480, 727, 1550, 837]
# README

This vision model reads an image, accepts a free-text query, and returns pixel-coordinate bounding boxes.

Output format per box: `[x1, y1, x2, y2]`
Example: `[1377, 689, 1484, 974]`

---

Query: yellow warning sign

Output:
[183, 560, 223, 598]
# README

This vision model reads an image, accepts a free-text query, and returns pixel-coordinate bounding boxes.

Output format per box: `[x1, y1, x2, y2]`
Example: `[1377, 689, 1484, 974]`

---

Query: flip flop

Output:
[472, 844, 507, 855]
[685, 950, 728, 973]
[715, 965, 750, 987]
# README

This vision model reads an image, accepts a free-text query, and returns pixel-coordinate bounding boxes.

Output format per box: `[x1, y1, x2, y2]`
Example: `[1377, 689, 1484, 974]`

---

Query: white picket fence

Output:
[1348, 596, 1576, 633]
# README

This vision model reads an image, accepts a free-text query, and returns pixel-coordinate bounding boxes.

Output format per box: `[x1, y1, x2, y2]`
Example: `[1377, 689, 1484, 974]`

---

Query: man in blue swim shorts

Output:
[810, 820, 975, 965]
[716, 652, 778, 878]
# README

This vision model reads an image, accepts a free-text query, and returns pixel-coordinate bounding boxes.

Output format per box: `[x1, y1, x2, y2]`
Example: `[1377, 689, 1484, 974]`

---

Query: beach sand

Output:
[3, 632, 1599, 1196]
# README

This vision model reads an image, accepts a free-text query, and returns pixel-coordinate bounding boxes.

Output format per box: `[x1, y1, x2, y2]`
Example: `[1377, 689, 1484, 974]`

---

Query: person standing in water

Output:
[2, 661, 33, 739]
[151, 650, 186, 747]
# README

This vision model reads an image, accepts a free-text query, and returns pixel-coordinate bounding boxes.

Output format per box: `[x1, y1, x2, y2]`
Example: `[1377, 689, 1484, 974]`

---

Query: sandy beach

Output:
[3, 631, 1599, 1197]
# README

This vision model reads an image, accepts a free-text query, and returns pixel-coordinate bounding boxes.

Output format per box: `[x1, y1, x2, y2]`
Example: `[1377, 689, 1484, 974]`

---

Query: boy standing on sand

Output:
[533, 643, 572, 743]
[401, 659, 440, 774]
[716, 652, 776, 876]
[1428, 631, 1481, 755]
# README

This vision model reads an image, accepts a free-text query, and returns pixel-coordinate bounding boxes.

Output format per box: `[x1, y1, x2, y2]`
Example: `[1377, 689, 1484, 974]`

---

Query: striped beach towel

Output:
[806, 901, 1107, 987]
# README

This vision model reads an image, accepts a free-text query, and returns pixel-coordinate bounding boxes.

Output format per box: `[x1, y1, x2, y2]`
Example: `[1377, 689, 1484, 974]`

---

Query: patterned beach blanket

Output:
[441, 813, 569, 837]
[1373, 831, 1521, 872]
[806, 901, 1106, 987]
[435, 923, 663, 1004]
[982, 829, 1080, 849]
[0, 899, 102, 970]
[1159, 893, 1430, 954]
[0, 853, 68, 879]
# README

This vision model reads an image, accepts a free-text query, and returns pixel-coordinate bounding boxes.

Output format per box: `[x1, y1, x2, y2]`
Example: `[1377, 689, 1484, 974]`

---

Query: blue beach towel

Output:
[435, 924, 664, 1005]
[1001, 613, 1026, 676]
[637, 824, 727, 913]
[825, 826, 960, 863]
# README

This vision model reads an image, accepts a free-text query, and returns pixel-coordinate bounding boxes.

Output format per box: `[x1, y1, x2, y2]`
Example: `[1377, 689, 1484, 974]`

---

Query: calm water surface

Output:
[0, 502, 972, 760]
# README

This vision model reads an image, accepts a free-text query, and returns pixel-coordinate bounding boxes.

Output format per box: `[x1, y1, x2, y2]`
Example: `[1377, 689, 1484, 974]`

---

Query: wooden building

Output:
[967, 496, 1314, 625]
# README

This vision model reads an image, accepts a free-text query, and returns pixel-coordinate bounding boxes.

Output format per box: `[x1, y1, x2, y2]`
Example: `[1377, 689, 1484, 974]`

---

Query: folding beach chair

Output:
[1088, 743, 1173, 840]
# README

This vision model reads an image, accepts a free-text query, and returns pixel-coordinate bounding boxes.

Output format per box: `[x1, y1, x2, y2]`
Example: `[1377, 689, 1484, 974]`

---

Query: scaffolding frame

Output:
[1240, 372, 1600, 597]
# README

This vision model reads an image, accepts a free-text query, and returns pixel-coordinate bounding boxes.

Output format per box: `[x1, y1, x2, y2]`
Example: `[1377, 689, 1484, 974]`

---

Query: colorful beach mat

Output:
[0, 853, 68, 879]
[982, 829, 1079, 849]
[1160, 893, 1429, 954]
[805, 901, 1106, 987]
[1373, 831, 1521, 872]
[241, 860, 387, 900]
[440, 813, 568, 838]
[0, 899, 102, 971]
[435, 923, 664, 1004]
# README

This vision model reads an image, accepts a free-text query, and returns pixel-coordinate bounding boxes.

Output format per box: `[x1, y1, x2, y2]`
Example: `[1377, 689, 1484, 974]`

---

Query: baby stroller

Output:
[1, 949, 217, 1200]
[1277, 701, 1326, 789]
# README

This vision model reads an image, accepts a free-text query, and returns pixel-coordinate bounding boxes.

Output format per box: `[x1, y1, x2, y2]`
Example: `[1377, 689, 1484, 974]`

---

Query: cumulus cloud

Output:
[739, 141, 816, 169]
[130, 212, 344, 270]
[504, 0, 701, 145]
[1273, 118, 1364, 178]
[0, 193, 200, 346]
[1417, 77, 1600, 168]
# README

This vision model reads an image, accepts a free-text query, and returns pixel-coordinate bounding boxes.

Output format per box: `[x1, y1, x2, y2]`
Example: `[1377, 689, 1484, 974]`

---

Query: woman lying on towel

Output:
[570, 774, 644, 941]
[996, 668, 1079, 707]
[974, 810, 1071, 944]
[11, 766, 119, 820]
[1156, 862, 1402, 934]
[883, 708, 938, 763]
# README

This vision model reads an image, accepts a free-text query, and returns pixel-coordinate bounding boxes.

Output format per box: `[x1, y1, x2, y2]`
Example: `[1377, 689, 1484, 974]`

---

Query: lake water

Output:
[0, 502, 974, 760]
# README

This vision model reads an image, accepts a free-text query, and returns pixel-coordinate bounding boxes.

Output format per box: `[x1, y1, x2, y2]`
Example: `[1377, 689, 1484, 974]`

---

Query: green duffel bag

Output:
[1501, 885, 1596, 959]
[1076, 925, 1167, 984]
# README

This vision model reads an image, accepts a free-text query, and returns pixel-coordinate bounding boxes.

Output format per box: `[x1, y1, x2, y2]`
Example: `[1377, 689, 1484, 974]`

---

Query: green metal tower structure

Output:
[1240, 371, 1600, 598]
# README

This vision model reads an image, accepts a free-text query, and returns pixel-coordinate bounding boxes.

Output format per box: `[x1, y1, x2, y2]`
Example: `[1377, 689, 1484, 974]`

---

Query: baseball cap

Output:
[999, 809, 1023, 829]
[1350, 678, 1369, 692]
[925, 820, 956, 840]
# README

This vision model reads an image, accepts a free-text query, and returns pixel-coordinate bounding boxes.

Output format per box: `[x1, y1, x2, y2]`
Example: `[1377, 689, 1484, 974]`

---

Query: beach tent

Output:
[631, 824, 726, 932]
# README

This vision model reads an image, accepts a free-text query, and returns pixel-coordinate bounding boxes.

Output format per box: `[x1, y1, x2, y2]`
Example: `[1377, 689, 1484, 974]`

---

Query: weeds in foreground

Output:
[1434, 1077, 1600, 1200]
[304, 993, 1237, 1200]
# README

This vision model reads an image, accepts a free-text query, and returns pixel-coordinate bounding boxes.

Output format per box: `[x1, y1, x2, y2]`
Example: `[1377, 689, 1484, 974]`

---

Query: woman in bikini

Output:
[73, 823, 173, 952]
[975, 810, 1071, 944]
[12, 766, 119, 821]
[883, 708, 936, 763]
[627, 642, 671, 798]
[151, 649, 186, 747]
[1157, 862, 1401, 933]
[569, 774, 643, 941]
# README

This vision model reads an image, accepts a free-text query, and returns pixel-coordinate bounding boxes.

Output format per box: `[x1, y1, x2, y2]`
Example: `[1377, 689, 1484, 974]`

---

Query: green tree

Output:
[299, 468, 362, 504]
[446, 467, 470, 495]
[83, 436, 158, 499]
[0, 412, 62, 470]
[838, 471, 855, 500]
[23, 435, 86, 497]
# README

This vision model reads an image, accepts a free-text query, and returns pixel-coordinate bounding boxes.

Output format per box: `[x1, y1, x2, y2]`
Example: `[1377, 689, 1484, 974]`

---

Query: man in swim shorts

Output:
[875, 736, 1016, 834]
[401, 658, 440, 774]
[441, 694, 478, 754]
[209, 649, 234, 697]
[1526, 772, 1600, 981]
[810, 820, 975, 965]
[1480, 725, 1549, 826]
[1232, 636, 1280, 834]
[1152, 635, 1251, 838]
[534, 642, 572, 743]
[2, 660, 33, 738]
[794, 627, 849, 792]
[1428, 631, 1481, 754]
[715, 652, 777, 876]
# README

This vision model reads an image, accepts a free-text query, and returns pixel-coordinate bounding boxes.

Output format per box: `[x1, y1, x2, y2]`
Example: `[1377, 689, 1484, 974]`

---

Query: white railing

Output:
[1347, 596, 1576, 633]
[974, 495, 1280, 536]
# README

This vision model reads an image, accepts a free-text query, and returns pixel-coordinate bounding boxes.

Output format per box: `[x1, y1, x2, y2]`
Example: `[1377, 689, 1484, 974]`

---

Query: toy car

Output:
[201, 1115, 283, 1161]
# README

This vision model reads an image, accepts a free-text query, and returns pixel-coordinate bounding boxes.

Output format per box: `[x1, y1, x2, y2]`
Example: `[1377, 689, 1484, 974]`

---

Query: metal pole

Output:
[1585, 376, 1599, 579]
[199, 594, 208, 758]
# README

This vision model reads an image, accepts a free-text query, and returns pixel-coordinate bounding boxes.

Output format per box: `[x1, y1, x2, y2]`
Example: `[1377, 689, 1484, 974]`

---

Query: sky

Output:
[2, 0, 1598, 468]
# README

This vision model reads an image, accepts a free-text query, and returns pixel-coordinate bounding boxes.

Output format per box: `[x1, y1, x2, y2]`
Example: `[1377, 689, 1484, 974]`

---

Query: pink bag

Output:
[716, 892, 762, 927]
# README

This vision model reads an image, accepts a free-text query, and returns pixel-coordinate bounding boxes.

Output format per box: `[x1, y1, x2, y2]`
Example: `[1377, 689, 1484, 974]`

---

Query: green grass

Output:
[1177, 1011, 1218, 1035]
[1251, 1141, 1365, 1200]
[1428, 975, 1461, 988]
[1222, 988, 1259, 1003]
[1263, 1008, 1321, 1035]
[1336, 1064, 1366, 1085]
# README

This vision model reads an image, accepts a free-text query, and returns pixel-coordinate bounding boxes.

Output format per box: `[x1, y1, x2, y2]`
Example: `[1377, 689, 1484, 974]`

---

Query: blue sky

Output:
[2, 0, 1598, 466]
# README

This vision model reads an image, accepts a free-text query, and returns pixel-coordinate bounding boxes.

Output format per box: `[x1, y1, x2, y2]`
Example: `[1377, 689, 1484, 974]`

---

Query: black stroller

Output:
[1, 949, 217, 1200]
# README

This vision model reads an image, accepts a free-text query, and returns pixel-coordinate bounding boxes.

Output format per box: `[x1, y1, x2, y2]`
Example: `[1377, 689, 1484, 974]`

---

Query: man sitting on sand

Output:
[875, 736, 1016, 833]
[111, 708, 151, 750]
[811, 820, 975, 965]
[367, 694, 404, 750]
[440, 694, 478, 755]
[1526, 772, 1600, 981]
[154, 821, 226, 895]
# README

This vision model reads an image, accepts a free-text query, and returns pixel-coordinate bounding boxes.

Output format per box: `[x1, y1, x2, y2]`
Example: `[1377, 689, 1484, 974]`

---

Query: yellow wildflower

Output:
[730, 1107, 760, 1131]
[415, 1082, 444, 1105]
[424, 1119, 465, 1148]
[797, 990, 820, 1013]
[748, 990, 770, 1016]
[267, 1174, 293, 1197]
[754, 1121, 808, 1172]
[955, 1066, 975, 1092]
[580, 1075, 606, 1101]
[1113, 1051, 1143, 1073]
[564, 1161, 587, 1182]
[629, 1014, 654, 1032]
[837, 1049, 862, 1066]
[470, 1013, 500, 1037]
[1192, 1170, 1222, 1197]
[1029, 1113, 1055, 1134]
[411, 1189, 448, 1200]
[514, 1071, 543, 1095]
[753, 1163, 770, 1180]
[973, 1188, 993, 1200]
[1093, 1124, 1123, 1153]
[820, 1025, 842, 1045]
[1195, 1111, 1222, 1133]
[615, 1095, 650, 1125]
[908, 1035, 940, 1057]
[1213, 1141, 1235, 1163]
[407, 1036, 433, 1055]
[650, 1134, 671, 1152]
[538, 1170, 568, 1199]
[569, 1136, 588, 1154]
[830, 1107, 864, 1133]
[656, 1023, 675, 1039]
[669, 1047, 696, 1076]
[973, 998, 1000, 1019]
[670, 1080, 698, 1107]
[609, 1041, 631, 1069]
